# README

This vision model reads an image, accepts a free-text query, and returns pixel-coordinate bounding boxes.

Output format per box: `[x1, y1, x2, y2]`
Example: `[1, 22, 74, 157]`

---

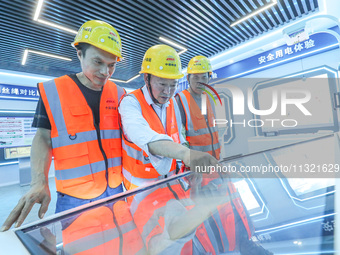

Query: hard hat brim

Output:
[71, 41, 123, 62]
[139, 70, 184, 79]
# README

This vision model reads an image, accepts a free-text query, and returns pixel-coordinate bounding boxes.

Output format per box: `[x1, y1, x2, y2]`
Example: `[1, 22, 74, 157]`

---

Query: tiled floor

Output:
[0, 177, 57, 230]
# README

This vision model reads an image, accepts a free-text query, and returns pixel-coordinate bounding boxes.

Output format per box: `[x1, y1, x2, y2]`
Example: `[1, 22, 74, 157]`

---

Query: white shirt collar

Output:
[141, 85, 170, 108]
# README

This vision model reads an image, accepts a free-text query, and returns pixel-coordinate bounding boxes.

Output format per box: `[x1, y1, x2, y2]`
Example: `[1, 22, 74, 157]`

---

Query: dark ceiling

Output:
[0, 0, 319, 88]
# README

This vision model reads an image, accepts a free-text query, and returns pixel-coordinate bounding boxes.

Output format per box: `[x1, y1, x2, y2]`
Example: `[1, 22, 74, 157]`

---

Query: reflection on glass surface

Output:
[270, 136, 336, 173]
[16, 174, 272, 255]
[285, 178, 335, 196]
[268, 135, 336, 198]
[234, 180, 260, 211]
[16, 134, 337, 255]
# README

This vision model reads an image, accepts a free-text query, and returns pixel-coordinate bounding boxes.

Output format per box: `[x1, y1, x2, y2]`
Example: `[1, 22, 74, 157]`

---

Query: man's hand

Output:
[147, 140, 219, 174]
[182, 149, 219, 173]
[0, 183, 50, 231]
[1, 128, 53, 232]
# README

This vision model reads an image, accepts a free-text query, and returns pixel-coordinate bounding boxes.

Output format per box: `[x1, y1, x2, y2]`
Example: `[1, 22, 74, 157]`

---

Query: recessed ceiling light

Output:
[231, 0, 278, 27]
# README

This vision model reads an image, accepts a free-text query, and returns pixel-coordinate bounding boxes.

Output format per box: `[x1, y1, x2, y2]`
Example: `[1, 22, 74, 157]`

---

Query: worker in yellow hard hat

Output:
[1, 20, 126, 231]
[175, 55, 221, 160]
[174, 56, 275, 255]
[119, 45, 218, 191]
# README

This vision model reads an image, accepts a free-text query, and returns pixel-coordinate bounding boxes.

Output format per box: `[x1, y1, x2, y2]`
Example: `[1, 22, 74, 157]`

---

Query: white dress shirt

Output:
[119, 85, 185, 175]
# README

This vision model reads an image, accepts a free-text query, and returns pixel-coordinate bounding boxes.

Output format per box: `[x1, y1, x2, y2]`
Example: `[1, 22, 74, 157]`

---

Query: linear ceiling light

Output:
[110, 74, 140, 83]
[33, 0, 44, 21]
[110, 78, 126, 83]
[230, 0, 278, 27]
[22, 49, 72, 65]
[159, 36, 188, 55]
[126, 74, 140, 83]
[178, 49, 188, 55]
[37, 19, 77, 34]
[33, 0, 77, 34]
[22, 49, 29, 65]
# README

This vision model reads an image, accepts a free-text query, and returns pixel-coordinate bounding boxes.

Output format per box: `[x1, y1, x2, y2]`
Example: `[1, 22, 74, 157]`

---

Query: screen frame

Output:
[252, 66, 339, 136]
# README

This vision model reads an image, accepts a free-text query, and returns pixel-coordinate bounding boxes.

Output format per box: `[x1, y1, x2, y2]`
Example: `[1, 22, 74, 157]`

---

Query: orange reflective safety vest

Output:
[176, 90, 221, 159]
[39, 75, 125, 199]
[62, 201, 146, 255]
[122, 88, 181, 190]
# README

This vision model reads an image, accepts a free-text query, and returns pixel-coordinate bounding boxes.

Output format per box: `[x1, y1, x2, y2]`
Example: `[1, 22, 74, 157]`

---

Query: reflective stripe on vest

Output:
[39, 76, 124, 199]
[55, 158, 121, 180]
[177, 90, 221, 159]
[122, 89, 180, 190]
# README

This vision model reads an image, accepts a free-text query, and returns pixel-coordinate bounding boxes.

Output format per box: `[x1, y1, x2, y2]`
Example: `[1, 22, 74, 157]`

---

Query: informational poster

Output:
[0, 117, 36, 148]
[4, 146, 31, 159]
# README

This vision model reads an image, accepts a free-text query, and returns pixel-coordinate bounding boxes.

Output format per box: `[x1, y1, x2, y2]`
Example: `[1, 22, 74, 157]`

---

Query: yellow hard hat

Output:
[72, 20, 123, 61]
[187, 55, 212, 74]
[140, 44, 184, 79]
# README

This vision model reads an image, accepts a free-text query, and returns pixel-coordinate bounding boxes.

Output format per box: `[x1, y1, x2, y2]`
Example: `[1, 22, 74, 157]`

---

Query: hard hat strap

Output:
[147, 74, 161, 105]
[187, 74, 194, 90]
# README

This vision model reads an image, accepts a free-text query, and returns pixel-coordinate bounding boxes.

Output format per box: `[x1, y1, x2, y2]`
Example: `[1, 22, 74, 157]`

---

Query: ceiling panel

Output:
[0, 0, 319, 88]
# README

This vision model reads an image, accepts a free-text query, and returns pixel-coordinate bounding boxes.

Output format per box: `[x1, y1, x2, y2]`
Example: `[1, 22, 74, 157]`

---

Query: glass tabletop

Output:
[16, 134, 337, 255]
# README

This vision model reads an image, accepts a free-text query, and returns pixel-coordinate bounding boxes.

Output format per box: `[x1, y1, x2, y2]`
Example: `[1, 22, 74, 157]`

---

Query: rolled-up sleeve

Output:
[119, 95, 173, 175]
